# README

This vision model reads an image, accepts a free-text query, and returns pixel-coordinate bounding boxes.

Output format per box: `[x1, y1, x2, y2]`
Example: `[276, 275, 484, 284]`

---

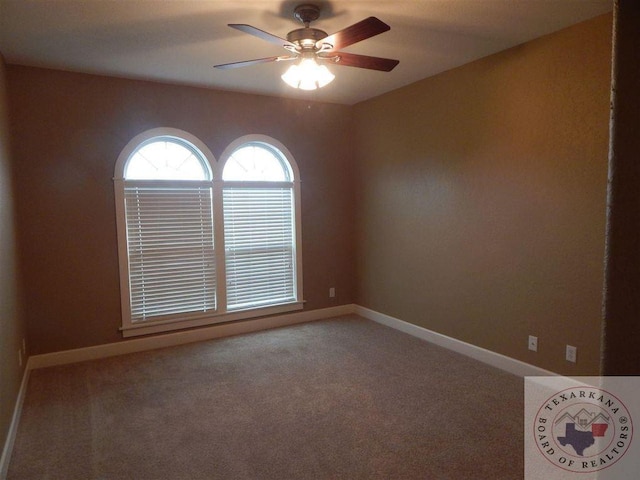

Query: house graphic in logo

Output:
[555, 409, 610, 456]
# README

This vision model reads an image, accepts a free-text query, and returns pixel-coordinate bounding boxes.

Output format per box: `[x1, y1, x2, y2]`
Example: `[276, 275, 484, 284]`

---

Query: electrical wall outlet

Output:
[329, 287, 335, 298]
[528, 335, 538, 352]
[566, 345, 577, 363]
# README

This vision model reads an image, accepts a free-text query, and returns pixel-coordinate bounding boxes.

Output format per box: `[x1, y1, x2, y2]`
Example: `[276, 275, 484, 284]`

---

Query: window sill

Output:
[120, 301, 305, 338]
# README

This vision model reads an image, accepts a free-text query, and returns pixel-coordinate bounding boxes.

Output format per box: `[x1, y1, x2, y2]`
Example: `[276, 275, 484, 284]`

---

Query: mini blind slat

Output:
[125, 185, 216, 322]
[223, 187, 295, 310]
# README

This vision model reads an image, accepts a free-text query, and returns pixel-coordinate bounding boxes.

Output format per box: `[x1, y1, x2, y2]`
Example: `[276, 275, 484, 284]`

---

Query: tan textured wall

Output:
[0, 55, 26, 455]
[354, 14, 612, 375]
[7, 68, 356, 355]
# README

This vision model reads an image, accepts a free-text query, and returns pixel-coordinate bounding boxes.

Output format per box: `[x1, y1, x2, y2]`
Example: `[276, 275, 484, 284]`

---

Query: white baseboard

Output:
[28, 302, 555, 376]
[355, 305, 557, 377]
[0, 365, 30, 480]
[29, 304, 355, 370]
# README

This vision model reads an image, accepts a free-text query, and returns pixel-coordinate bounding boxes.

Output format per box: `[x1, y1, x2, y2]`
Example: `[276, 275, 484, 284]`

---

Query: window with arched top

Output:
[114, 130, 302, 337]
[114, 131, 216, 331]
[221, 140, 301, 311]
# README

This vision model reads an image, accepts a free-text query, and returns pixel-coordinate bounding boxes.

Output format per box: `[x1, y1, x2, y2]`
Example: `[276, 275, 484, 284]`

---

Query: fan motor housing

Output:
[287, 28, 328, 48]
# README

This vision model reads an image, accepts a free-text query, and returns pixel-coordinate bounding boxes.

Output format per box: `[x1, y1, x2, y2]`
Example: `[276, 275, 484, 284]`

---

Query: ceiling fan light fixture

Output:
[215, 5, 398, 89]
[281, 57, 335, 90]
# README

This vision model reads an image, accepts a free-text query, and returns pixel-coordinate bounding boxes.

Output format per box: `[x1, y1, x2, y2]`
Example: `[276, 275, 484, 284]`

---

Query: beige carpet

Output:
[8, 315, 524, 479]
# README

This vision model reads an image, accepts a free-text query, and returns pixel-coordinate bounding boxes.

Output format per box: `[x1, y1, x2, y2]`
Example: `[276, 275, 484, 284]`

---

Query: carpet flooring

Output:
[7, 315, 524, 479]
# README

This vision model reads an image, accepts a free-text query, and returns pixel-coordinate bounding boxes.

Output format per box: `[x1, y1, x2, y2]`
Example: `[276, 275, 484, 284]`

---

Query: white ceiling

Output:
[0, 0, 612, 105]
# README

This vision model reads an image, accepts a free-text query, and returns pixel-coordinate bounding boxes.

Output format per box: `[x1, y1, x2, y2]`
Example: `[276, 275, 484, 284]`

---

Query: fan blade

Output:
[317, 17, 390, 51]
[228, 24, 296, 50]
[328, 52, 399, 72]
[214, 56, 293, 70]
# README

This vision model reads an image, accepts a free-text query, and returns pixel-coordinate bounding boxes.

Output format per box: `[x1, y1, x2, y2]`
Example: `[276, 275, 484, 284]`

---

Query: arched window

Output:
[222, 143, 292, 181]
[124, 138, 211, 180]
[114, 129, 216, 332]
[114, 130, 302, 337]
[221, 137, 302, 311]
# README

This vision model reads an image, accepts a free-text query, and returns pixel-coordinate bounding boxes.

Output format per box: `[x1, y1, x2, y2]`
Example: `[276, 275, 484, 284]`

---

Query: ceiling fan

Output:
[214, 3, 399, 89]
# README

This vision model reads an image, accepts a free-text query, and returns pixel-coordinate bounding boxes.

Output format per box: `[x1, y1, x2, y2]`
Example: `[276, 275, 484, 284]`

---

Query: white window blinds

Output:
[115, 132, 302, 336]
[124, 184, 216, 322]
[223, 185, 296, 310]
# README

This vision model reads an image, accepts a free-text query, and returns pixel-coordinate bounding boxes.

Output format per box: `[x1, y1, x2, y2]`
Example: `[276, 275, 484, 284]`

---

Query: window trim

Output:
[114, 130, 303, 338]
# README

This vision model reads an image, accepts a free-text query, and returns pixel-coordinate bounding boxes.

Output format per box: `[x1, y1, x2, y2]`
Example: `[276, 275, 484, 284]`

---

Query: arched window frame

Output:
[114, 128, 217, 335]
[217, 135, 303, 314]
[114, 130, 303, 337]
